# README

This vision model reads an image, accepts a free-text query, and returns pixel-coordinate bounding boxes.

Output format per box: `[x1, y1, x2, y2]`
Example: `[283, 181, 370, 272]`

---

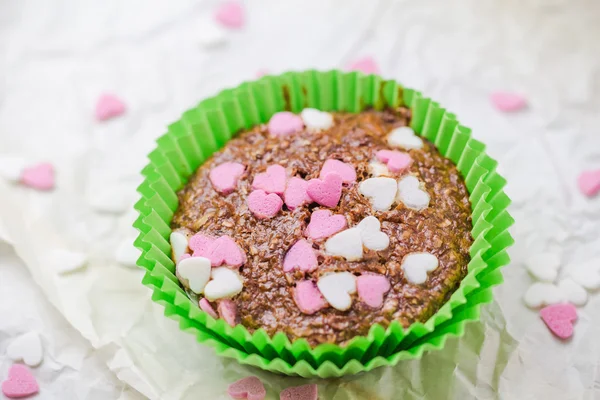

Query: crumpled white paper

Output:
[1, 0, 600, 398]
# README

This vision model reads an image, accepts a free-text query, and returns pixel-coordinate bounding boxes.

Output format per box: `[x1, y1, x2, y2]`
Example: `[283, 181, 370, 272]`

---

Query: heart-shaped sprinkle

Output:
[0, 156, 28, 182]
[356, 216, 389, 251]
[397, 175, 430, 210]
[558, 278, 588, 307]
[284, 177, 311, 210]
[524, 253, 560, 282]
[214, 2, 245, 29]
[324, 228, 363, 261]
[293, 280, 328, 315]
[569, 257, 600, 290]
[204, 267, 244, 301]
[217, 299, 238, 327]
[177, 256, 212, 294]
[20, 162, 55, 191]
[319, 159, 356, 184]
[189, 234, 215, 256]
[170, 231, 189, 262]
[1, 365, 39, 399]
[268, 111, 304, 137]
[577, 169, 600, 197]
[189, 234, 246, 267]
[48, 248, 88, 274]
[305, 209, 347, 240]
[248, 189, 283, 219]
[300, 108, 334, 131]
[359, 177, 397, 211]
[115, 240, 141, 268]
[7, 332, 43, 367]
[252, 165, 287, 194]
[387, 126, 423, 150]
[368, 160, 391, 177]
[210, 162, 245, 194]
[357, 274, 391, 308]
[280, 384, 318, 400]
[540, 303, 577, 339]
[346, 56, 379, 74]
[227, 376, 266, 400]
[306, 172, 343, 208]
[283, 240, 318, 272]
[317, 272, 357, 311]
[375, 150, 412, 173]
[490, 92, 527, 112]
[523, 282, 565, 308]
[199, 298, 218, 319]
[95, 94, 126, 121]
[401, 252, 439, 284]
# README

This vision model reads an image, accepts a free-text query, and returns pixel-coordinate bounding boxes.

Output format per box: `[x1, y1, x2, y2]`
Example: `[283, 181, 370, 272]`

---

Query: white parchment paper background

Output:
[1, 0, 600, 398]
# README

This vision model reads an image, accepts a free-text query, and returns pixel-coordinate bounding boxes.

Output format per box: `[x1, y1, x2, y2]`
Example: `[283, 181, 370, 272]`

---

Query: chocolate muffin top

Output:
[170, 107, 473, 346]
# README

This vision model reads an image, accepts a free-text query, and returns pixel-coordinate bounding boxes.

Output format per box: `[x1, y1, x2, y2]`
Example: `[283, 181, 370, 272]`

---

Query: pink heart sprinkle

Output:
[578, 169, 600, 197]
[376, 150, 412, 173]
[214, 2, 245, 29]
[283, 240, 318, 273]
[252, 164, 287, 194]
[357, 274, 391, 308]
[280, 384, 318, 400]
[540, 303, 577, 339]
[2, 365, 39, 399]
[217, 299, 238, 327]
[189, 234, 246, 267]
[293, 281, 328, 315]
[319, 159, 356, 184]
[305, 209, 347, 240]
[248, 189, 283, 219]
[20, 162, 55, 191]
[199, 298, 218, 319]
[284, 177, 311, 210]
[227, 376, 266, 400]
[210, 162, 245, 194]
[189, 234, 215, 256]
[306, 172, 343, 208]
[490, 92, 527, 112]
[179, 253, 191, 262]
[95, 93, 126, 121]
[268, 112, 304, 137]
[346, 56, 379, 74]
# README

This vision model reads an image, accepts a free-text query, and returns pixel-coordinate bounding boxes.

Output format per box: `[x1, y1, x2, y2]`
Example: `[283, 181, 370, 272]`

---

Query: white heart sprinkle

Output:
[324, 228, 363, 261]
[397, 176, 430, 210]
[356, 216, 389, 251]
[0, 155, 28, 182]
[569, 258, 600, 290]
[48, 249, 88, 274]
[300, 108, 333, 131]
[198, 17, 227, 48]
[359, 177, 397, 211]
[523, 282, 565, 308]
[558, 278, 588, 306]
[368, 161, 391, 177]
[317, 272, 357, 311]
[177, 256, 212, 294]
[387, 126, 423, 150]
[401, 252, 439, 284]
[170, 231, 189, 262]
[7, 332, 43, 367]
[524, 253, 560, 282]
[87, 188, 132, 214]
[204, 267, 244, 301]
[115, 240, 141, 268]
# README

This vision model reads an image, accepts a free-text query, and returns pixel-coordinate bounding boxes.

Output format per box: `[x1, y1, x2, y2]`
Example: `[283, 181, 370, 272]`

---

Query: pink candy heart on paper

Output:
[305, 209, 347, 240]
[20, 162, 55, 191]
[214, 2, 245, 29]
[376, 150, 412, 173]
[189, 234, 246, 267]
[283, 240, 318, 272]
[227, 376, 266, 400]
[217, 299, 238, 327]
[540, 303, 577, 339]
[490, 92, 527, 112]
[268, 112, 304, 137]
[199, 298, 218, 319]
[2, 364, 39, 399]
[319, 159, 356, 184]
[210, 162, 245, 194]
[252, 164, 287, 194]
[578, 169, 600, 197]
[357, 274, 391, 308]
[95, 94, 126, 121]
[248, 189, 283, 219]
[307, 172, 343, 208]
[280, 384, 319, 400]
[284, 177, 311, 210]
[293, 281, 328, 315]
[346, 56, 379, 74]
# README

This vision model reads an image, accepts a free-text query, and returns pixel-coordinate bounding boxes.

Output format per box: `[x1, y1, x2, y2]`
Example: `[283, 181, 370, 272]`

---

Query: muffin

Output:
[168, 106, 473, 346]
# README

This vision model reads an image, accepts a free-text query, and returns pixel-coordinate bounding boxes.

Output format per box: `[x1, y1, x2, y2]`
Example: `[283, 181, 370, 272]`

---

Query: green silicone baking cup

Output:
[133, 70, 513, 377]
